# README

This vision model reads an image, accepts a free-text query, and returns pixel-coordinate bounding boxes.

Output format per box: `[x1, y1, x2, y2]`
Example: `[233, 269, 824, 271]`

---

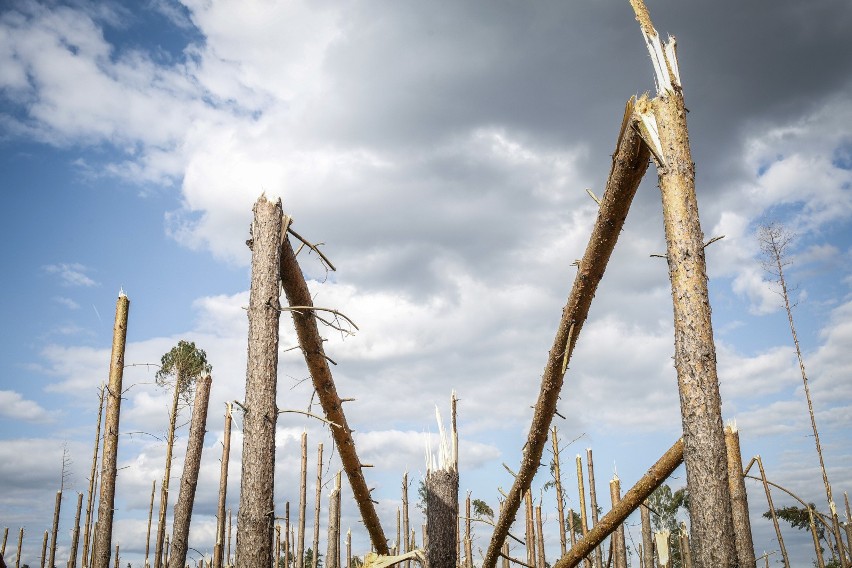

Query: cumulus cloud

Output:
[0, 390, 52, 422]
[43, 262, 99, 287]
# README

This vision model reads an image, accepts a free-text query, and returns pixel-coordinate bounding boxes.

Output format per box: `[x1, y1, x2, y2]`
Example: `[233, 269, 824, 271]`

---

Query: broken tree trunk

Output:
[69, 492, 84, 568]
[297, 432, 307, 568]
[553, 438, 683, 568]
[755, 455, 790, 568]
[91, 292, 130, 568]
[552, 427, 568, 557]
[145, 480, 156, 568]
[235, 195, 284, 568]
[586, 449, 602, 568]
[154, 377, 182, 568]
[48, 490, 61, 568]
[724, 423, 756, 567]
[313, 443, 323, 568]
[326, 472, 342, 568]
[82, 384, 105, 568]
[629, 2, 738, 566]
[640, 504, 653, 568]
[609, 477, 627, 568]
[426, 402, 459, 568]
[278, 217, 388, 554]
[213, 403, 233, 568]
[170, 373, 213, 568]
[481, 96, 651, 568]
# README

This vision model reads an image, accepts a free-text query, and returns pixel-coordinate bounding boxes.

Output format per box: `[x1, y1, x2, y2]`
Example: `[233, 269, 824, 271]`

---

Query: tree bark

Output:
[609, 477, 627, 568]
[170, 374, 213, 568]
[40, 529, 48, 568]
[313, 443, 323, 568]
[481, 97, 650, 568]
[576, 456, 591, 568]
[554, 438, 683, 568]
[535, 506, 546, 568]
[402, 473, 410, 568]
[326, 474, 341, 568]
[755, 456, 789, 568]
[586, 449, 602, 568]
[48, 490, 62, 568]
[213, 403, 232, 568]
[236, 195, 284, 568]
[297, 431, 308, 568]
[641, 504, 653, 568]
[426, 469, 459, 568]
[279, 218, 388, 554]
[724, 423, 755, 567]
[552, 428, 568, 557]
[629, 3, 738, 566]
[69, 492, 84, 568]
[91, 292, 130, 568]
[145, 480, 156, 568]
[15, 527, 23, 568]
[525, 490, 536, 567]
[464, 493, 473, 568]
[82, 385, 105, 568]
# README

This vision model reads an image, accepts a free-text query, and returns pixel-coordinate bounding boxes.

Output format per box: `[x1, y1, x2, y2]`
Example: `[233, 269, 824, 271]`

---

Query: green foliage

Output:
[350, 556, 364, 568]
[763, 504, 825, 541]
[472, 498, 494, 519]
[304, 547, 323, 568]
[416, 479, 427, 512]
[646, 484, 689, 568]
[156, 340, 211, 401]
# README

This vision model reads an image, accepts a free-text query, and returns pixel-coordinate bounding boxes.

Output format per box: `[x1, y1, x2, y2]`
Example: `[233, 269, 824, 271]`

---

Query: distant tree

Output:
[153, 340, 211, 568]
[472, 499, 494, 519]
[762, 505, 841, 567]
[647, 484, 689, 568]
[304, 548, 323, 568]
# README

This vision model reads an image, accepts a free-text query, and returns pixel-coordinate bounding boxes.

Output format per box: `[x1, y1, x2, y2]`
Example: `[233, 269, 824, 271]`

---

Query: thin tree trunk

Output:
[482, 96, 651, 568]
[525, 490, 536, 568]
[464, 493, 473, 568]
[1, 527, 7, 557]
[402, 473, 410, 568]
[724, 423, 756, 567]
[576, 455, 591, 568]
[113, 545, 119, 568]
[810, 507, 826, 568]
[276, 525, 282, 568]
[278, 221, 389, 554]
[535, 505, 546, 568]
[629, 3, 737, 566]
[755, 456, 789, 567]
[845, 493, 852, 566]
[15, 527, 23, 568]
[41, 529, 48, 568]
[759, 222, 848, 568]
[346, 529, 351, 568]
[164, 534, 169, 567]
[284, 503, 290, 568]
[155, 381, 182, 568]
[655, 531, 671, 568]
[297, 431, 308, 568]
[641, 504, 653, 568]
[313, 443, 323, 568]
[552, 427, 568, 557]
[69, 492, 84, 568]
[235, 195, 284, 568]
[82, 385, 105, 568]
[214, 404, 233, 568]
[609, 477, 627, 568]
[554, 438, 684, 568]
[227, 508, 232, 568]
[145, 480, 156, 568]
[170, 374, 213, 568]
[326, 473, 341, 568]
[679, 523, 692, 568]
[91, 292, 130, 568]
[587, 449, 602, 568]
[48, 490, 62, 568]
[568, 509, 576, 548]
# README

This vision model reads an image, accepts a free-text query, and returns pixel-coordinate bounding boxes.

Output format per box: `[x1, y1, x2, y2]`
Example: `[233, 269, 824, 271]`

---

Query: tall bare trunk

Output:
[552, 427, 568, 557]
[297, 432, 308, 568]
[346, 529, 351, 568]
[15, 527, 23, 568]
[276, 525, 282, 568]
[214, 404, 232, 568]
[170, 374, 213, 568]
[464, 493, 473, 568]
[609, 477, 627, 568]
[535, 505, 546, 568]
[568, 509, 576, 548]
[91, 292, 130, 568]
[326, 473, 341, 568]
[629, 3, 737, 566]
[40, 529, 48, 568]
[402, 473, 410, 568]
[235, 195, 283, 568]
[724, 423, 755, 567]
[1, 527, 7, 557]
[82, 385, 105, 568]
[679, 523, 692, 568]
[576, 455, 591, 568]
[227, 508, 232, 567]
[809, 507, 826, 568]
[48, 490, 62, 568]
[69, 492, 84, 568]
[278, 220, 388, 554]
[554, 439, 683, 568]
[155, 381, 182, 568]
[525, 490, 536, 567]
[284, 503, 290, 568]
[481, 97, 650, 568]
[755, 456, 789, 567]
[145, 480, 156, 568]
[641, 504, 653, 568]
[586, 449, 602, 568]
[313, 443, 323, 568]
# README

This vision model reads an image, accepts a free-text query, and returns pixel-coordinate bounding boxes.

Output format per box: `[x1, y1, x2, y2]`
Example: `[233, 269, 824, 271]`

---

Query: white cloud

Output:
[53, 296, 81, 309]
[43, 262, 99, 287]
[0, 390, 52, 423]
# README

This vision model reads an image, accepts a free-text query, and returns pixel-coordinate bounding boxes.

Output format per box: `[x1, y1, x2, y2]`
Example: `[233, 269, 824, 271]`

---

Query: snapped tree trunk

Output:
[296, 431, 307, 568]
[553, 438, 683, 568]
[213, 403, 233, 568]
[576, 455, 591, 568]
[91, 292, 130, 568]
[481, 96, 650, 568]
[82, 385, 105, 568]
[154, 380, 182, 568]
[169, 374, 213, 568]
[724, 423, 756, 567]
[15, 527, 23, 568]
[609, 477, 627, 568]
[641, 504, 653, 568]
[145, 480, 155, 568]
[552, 427, 568, 557]
[586, 449, 602, 568]
[40, 529, 48, 568]
[426, 400, 459, 568]
[235, 195, 284, 568]
[326, 473, 342, 568]
[402, 473, 410, 568]
[278, 217, 388, 554]
[629, 2, 738, 565]
[48, 490, 62, 568]
[313, 443, 323, 568]
[755, 455, 789, 568]
[69, 492, 84, 568]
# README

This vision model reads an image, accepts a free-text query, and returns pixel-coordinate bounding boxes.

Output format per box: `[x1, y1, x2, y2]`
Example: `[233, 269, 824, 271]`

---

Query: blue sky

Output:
[1, 1, 851, 567]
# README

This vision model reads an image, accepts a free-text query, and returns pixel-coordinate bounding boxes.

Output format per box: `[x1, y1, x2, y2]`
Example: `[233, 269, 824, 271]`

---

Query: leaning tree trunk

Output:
[235, 195, 284, 568]
[552, 427, 568, 557]
[724, 423, 756, 567]
[155, 377, 183, 568]
[554, 438, 684, 568]
[91, 292, 130, 568]
[15, 527, 23, 568]
[48, 490, 62, 568]
[213, 403, 233, 568]
[69, 491, 84, 568]
[481, 96, 651, 568]
[82, 384, 105, 568]
[145, 480, 156, 568]
[278, 216, 388, 554]
[629, 2, 738, 565]
[169, 374, 213, 568]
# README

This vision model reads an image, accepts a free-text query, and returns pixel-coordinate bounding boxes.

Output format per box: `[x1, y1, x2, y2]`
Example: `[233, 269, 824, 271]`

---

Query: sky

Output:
[1, 0, 851, 566]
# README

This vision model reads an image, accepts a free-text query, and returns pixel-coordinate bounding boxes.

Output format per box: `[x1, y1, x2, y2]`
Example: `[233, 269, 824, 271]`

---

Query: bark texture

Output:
[169, 374, 213, 568]
[235, 195, 284, 568]
[69, 491, 84, 568]
[554, 438, 683, 568]
[279, 220, 388, 554]
[640, 504, 653, 568]
[426, 469, 460, 568]
[629, 2, 738, 565]
[482, 99, 651, 568]
[213, 403, 232, 568]
[91, 293, 130, 568]
[326, 476, 341, 568]
[48, 490, 61, 568]
[609, 477, 627, 568]
[724, 424, 756, 567]
[552, 428, 568, 557]
[296, 431, 307, 568]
